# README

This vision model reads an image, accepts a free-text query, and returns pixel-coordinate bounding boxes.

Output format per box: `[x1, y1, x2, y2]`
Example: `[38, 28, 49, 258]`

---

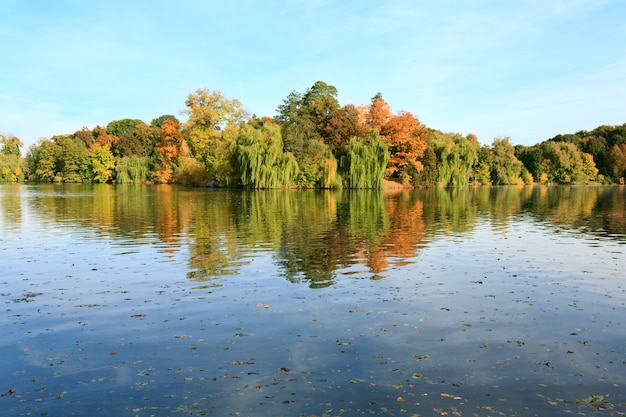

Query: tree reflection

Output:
[5, 184, 624, 289]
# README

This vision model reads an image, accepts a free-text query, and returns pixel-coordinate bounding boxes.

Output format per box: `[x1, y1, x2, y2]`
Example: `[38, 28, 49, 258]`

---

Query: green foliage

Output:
[340, 130, 389, 189]
[489, 137, 524, 185]
[547, 123, 626, 182]
[55, 135, 89, 182]
[87, 145, 115, 183]
[294, 138, 338, 189]
[431, 132, 478, 186]
[183, 88, 248, 185]
[538, 141, 597, 184]
[151, 114, 180, 129]
[115, 156, 149, 184]
[414, 144, 438, 186]
[235, 122, 299, 189]
[105, 118, 143, 137]
[276, 81, 340, 163]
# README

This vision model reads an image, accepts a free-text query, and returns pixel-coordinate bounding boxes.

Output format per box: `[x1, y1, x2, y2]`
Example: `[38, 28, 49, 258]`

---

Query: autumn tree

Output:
[183, 88, 248, 185]
[1, 133, 24, 157]
[323, 104, 368, 155]
[153, 119, 183, 183]
[364, 93, 392, 133]
[380, 111, 429, 184]
[0, 133, 25, 181]
[112, 132, 145, 158]
[605, 144, 626, 182]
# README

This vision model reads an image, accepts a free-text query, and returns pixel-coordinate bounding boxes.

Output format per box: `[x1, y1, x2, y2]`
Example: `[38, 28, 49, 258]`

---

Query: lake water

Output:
[1, 184, 624, 416]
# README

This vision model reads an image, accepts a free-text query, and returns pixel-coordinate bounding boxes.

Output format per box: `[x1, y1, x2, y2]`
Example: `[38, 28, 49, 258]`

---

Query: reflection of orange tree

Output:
[355, 192, 427, 277]
[153, 185, 184, 254]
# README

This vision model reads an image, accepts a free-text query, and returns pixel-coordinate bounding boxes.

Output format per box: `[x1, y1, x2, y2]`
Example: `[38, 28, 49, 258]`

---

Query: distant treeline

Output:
[1, 81, 625, 187]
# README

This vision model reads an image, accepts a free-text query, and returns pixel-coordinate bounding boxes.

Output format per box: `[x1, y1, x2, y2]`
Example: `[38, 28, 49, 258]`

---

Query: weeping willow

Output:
[115, 156, 149, 184]
[235, 123, 299, 189]
[340, 130, 389, 189]
[433, 133, 478, 186]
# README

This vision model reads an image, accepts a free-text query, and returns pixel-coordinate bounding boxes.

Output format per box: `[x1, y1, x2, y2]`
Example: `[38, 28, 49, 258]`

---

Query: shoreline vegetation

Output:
[2, 81, 625, 188]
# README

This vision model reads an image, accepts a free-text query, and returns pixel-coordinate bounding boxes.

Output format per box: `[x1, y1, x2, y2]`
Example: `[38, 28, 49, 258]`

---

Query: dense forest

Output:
[1, 81, 625, 187]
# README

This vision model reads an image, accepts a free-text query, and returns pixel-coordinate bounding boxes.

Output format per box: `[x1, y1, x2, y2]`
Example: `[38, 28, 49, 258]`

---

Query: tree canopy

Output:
[3, 81, 624, 186]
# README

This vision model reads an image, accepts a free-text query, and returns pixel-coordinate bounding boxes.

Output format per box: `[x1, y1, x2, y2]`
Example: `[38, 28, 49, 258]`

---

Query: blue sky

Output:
[1, 0, 625, 151]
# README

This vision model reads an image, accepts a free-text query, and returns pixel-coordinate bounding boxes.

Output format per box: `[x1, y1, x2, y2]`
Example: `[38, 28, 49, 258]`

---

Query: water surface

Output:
[1, 184, 624, 416]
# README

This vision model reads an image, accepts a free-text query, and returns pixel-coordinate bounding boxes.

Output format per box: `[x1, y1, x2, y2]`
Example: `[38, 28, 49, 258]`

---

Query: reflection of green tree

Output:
[423, 187, 479, 235]
[0, 185, 22, 227]
[488, 186, 533, 230]
[185, 191, 245, 280]
[529, 186, 625, 238]
[273, 191, 347, 288]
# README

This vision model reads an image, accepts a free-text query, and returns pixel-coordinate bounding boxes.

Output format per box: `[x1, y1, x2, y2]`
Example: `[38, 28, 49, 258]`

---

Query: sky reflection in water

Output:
[0, 184, 624, 416]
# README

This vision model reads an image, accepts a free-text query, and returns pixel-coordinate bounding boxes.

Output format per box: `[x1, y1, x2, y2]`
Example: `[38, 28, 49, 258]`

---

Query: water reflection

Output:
[1, 184, 624, 286]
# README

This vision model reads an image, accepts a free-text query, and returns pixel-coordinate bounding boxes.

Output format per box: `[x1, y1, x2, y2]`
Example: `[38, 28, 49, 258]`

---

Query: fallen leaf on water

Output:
[412, 354, 430, 361]
[397, 396, 405, 402]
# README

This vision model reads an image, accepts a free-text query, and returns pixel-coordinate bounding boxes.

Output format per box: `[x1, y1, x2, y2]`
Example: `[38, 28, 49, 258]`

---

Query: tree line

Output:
[1, 81, 625, 187]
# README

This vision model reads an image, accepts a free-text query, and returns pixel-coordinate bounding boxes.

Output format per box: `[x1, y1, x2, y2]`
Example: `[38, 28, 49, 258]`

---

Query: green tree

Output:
[415, 143, 438, 186]
[115, 155, 149, 184]
[540, 141, 597, 184]
[235, 122, 299, 189]
[489, 137, 524, 185]
[26, 140, 57, 182]
[54, 135, 89, 182]
[431, 132, 478, 186]
[151, 114, 180, 129]
[87, 144, 115, 183]
[105, 118, 143, 137]
[340, 130, 389, 189]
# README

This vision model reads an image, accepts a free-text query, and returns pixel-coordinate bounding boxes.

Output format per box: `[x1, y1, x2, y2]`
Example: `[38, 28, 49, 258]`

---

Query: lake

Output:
[1, 184, 624, 416]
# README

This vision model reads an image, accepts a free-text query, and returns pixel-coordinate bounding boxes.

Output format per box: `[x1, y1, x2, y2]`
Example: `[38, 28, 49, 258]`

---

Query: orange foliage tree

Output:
[153, 119, 183, 183]
[381, 111, 429, 182]
[363, 94, 429, 184]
